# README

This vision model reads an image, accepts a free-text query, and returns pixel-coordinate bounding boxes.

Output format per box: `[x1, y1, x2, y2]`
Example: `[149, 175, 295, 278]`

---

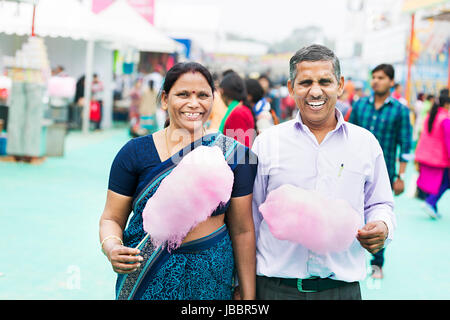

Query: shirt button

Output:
[370, 126, 374, 130]
[372, 116, 377, 120]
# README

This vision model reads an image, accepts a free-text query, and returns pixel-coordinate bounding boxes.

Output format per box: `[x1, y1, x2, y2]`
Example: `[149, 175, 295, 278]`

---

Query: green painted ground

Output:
[0, 126, 449, 299]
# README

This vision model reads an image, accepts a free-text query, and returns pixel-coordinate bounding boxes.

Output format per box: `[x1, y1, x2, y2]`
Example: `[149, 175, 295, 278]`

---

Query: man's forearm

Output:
[398, 161, 407, 176]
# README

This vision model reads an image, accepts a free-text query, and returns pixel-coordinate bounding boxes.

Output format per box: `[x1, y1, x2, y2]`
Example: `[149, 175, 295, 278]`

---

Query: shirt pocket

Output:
[334, 167, 365, 210]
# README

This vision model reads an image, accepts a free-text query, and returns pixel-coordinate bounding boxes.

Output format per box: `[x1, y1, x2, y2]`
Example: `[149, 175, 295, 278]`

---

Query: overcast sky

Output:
[155, 0, 349, 43]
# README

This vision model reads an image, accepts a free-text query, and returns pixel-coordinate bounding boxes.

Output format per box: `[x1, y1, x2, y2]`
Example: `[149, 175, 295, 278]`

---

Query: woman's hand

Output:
[105, 243, 143, 274]
[99, 190, 138, 274]
[233, 286, 242, 300]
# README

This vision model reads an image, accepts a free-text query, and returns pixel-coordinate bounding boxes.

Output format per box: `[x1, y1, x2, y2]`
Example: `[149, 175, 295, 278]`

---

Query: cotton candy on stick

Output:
[141, 146, 234, 251]
[259, 184, 360, 254]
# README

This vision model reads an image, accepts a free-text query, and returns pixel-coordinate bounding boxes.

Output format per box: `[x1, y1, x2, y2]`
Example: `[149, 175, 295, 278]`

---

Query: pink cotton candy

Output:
[259, 184, 361, 254]
[142, 146, 234, 250]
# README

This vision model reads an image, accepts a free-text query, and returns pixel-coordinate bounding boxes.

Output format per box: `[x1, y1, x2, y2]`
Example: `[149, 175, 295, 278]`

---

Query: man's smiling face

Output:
[288, 60, 344, 130]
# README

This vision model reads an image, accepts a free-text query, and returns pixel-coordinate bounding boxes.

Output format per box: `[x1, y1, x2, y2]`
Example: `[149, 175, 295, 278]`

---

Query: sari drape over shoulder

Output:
[115, 133, 250, 300]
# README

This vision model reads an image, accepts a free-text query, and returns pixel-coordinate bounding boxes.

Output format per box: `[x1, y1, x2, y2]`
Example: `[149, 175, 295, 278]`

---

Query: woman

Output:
[91, 73, 104, 130]
[128, 79, 142, 137]
[218, 72, 256, 148]
[415, 94, 434, 140]
[205, 73, 228, 131]
[99, 62, 257, 300]
[413, 92, 425, 141]
[139, 79, 158, 134]
[415, 90, 450, 219]
[244, 78, 274, 134]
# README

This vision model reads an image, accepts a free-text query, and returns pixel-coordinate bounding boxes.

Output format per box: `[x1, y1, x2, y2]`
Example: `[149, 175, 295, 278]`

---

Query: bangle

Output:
[101, 235, 123, 253]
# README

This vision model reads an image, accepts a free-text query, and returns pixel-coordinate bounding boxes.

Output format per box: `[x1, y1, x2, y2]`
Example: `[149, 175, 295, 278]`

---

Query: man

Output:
[258, 74, 281, 121]
[392, 82, 408, 106]
[52, 65, 67, 77]
[143, 64, 164, 94]
[349, 64, 412, 279]
[252, 44, 396, 300]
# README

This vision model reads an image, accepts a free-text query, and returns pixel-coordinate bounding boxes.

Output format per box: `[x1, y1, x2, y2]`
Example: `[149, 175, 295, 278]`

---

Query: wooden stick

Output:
[135, 233, 150, 250]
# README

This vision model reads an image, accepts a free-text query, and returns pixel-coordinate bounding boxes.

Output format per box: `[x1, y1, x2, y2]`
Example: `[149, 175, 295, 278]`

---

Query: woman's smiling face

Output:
[162, 71, 214, 133]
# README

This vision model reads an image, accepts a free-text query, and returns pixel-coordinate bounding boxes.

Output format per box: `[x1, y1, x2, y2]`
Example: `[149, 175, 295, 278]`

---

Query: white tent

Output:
[0, 0, 179, 51]
[0, 0, 178, 133]
[0, 0, 107, 133]
[96, 0, 180, 53]
[0, 0, 100, 40]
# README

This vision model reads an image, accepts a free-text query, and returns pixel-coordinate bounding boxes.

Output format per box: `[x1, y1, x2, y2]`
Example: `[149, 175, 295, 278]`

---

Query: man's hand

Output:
[393, 177, 405, 196]
[357, 221, 389, 254]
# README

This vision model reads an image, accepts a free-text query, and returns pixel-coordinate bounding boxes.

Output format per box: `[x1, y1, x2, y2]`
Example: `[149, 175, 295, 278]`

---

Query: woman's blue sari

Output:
[116, 133, 242, 300]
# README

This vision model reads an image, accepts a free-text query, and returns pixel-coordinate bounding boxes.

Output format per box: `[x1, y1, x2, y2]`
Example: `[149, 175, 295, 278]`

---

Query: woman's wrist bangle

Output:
[101, 235, 123, 253]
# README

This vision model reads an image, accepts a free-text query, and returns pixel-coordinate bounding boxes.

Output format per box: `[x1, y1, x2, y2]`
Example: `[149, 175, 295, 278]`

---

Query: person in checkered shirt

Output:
[349, 63, 412, 280]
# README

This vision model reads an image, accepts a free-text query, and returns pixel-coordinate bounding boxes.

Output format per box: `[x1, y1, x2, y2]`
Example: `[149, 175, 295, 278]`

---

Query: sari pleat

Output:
[116, 133, 240, 300]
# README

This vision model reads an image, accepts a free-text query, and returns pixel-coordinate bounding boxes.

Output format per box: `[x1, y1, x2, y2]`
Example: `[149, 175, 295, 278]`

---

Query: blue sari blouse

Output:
[108, 133, 257, 207]
[111, 133, 255, 300]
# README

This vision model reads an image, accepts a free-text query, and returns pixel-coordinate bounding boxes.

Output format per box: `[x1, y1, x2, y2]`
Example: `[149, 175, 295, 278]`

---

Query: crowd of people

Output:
[125, 67, 289, 140]
[98, 43, 449, 301]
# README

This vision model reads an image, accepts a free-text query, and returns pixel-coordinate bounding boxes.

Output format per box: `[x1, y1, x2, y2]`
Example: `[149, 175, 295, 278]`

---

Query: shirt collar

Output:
[369, 95, 393, 106]
[294, 107, 349, 139]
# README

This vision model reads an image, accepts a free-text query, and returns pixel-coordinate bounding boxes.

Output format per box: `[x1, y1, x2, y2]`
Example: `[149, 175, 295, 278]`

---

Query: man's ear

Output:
[287, 79, 294, 97]
[337, 76, 345, 96]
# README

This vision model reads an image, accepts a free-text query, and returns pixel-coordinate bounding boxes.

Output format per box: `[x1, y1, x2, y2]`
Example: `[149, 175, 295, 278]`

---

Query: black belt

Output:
[276, 276, 354, 293]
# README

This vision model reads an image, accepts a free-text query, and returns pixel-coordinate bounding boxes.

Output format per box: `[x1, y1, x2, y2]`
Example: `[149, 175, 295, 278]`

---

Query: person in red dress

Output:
[218, 72, 256, 148]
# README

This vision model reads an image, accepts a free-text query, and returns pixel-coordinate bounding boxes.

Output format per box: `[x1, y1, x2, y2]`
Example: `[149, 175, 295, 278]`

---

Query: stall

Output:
[0, 0, 179, 156]
[0, 0, 116, 138]
[0, 75, 11, 156]
[3, 36, 50, 162]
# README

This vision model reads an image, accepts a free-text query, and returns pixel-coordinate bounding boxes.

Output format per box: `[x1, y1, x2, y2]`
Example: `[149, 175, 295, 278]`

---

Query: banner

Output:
[402, 0, 449, 12]
[92, 0, 155, 25]
[128, 0, 155, 25]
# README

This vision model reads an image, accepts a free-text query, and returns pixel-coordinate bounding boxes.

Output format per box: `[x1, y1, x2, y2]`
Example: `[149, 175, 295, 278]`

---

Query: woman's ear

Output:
[161, 91, 168, 111]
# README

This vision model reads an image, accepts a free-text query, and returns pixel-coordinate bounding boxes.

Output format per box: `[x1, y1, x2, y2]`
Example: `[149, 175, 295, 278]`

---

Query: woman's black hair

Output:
[245, 78, 265, 105]
[160, 62, 215, 128]
[162, 62, 215, 95]
[427, 89, 449, 134]
[148, 79, 154, 90]
[219, 72, 247, 102]
[219, 73, 256, 129]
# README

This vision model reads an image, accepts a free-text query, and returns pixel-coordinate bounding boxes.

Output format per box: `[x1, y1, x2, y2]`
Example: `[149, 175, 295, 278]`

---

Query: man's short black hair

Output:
[371, 64, 395, 80]
[289, 44, 341, 82]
